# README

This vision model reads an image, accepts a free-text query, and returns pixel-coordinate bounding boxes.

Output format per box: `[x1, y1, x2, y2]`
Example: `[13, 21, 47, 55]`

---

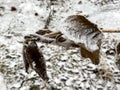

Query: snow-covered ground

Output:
[0, 73, 7, 90]
[0, 0, 120, 90]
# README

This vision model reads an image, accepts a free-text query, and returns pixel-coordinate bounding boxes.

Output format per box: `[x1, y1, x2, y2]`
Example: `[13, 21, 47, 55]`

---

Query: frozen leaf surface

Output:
[60, 15, 103, 52]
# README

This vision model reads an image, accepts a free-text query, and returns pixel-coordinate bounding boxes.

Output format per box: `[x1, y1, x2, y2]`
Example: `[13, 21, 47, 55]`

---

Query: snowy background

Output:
[0, 0, 120, 90]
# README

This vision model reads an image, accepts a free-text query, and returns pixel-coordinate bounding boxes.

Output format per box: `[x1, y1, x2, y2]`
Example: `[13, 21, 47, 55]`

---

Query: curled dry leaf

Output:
[60, 15, 103, 52]
[23, 40, 49, 81]
[60, 15, 103, 64]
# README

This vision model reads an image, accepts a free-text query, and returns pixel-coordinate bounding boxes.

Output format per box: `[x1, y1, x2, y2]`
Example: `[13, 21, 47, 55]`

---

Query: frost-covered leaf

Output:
[61, 15, 103, 52]
[58, 15, 103, 64]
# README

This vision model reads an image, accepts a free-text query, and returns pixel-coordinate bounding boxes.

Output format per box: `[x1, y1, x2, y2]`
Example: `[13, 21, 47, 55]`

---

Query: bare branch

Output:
[102, 30, 120, 33]
[44, 32, 61, 37]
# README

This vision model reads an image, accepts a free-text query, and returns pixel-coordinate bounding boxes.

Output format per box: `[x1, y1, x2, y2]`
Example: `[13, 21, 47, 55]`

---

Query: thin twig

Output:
[44, 0, 53, 29]
[102, 30, 120, 33]
[44, 32, 61, 37]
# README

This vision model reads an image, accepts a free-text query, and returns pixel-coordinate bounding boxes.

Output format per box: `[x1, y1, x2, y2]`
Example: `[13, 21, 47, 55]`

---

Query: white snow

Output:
[0, 0, 120, 90]
[0, 73, 7, 90]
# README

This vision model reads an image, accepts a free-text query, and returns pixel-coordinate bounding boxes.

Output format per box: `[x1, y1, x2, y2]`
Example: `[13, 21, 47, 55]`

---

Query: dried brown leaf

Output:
[23, 40, 49, 81]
